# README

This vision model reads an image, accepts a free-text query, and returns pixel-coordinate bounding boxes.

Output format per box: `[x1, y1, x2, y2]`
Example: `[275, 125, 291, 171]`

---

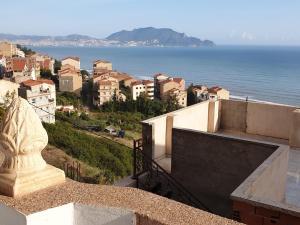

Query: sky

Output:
[1, 0, 300, 45]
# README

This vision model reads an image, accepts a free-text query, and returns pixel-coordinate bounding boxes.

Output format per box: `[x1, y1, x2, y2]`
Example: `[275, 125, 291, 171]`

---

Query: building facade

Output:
[131, 80, 154, 100]
[59, 68, 82, 95]
[93, 77, 120, 106]
[208, 86, 230, 100]
[61, 57, 80, 70]
[18, 79, 56, 123]
[93, 60, 112, 71]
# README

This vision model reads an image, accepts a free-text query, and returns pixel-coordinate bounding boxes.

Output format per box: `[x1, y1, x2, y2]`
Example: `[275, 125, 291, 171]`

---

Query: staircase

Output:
[132, 139, 212, 213]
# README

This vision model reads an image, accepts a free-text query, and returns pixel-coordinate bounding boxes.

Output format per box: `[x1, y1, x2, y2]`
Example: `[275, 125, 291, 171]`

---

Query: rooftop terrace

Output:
[140, 99, 300, 223]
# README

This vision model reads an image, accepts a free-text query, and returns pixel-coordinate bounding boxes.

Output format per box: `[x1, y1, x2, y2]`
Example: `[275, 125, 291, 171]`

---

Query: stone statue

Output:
[0, 97, 65, 197]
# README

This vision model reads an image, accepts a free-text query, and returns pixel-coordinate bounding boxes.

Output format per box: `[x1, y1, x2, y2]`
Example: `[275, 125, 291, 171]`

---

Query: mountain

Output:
[106, 27, 214, 47]
[0, 28, 214, 47]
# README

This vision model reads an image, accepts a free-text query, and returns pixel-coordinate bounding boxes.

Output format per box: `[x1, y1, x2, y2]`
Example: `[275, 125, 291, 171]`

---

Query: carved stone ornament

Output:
[0, 97, 65, 197]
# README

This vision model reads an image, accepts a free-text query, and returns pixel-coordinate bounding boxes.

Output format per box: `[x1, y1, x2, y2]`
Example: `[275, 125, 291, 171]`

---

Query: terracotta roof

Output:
[59, 68, 80, 76]
[208, 86, 223, 94]
[62, 56, 80, 62]
[21, 79, 54, 87]
[93, 59, 111, 64]
[173, 77, 184, 83]
[131, 80, 154, 86]
[12, 58, 26, 71]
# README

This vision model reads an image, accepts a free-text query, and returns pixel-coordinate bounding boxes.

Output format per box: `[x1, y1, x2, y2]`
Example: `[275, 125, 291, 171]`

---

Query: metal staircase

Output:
[132, 139, 212, 212]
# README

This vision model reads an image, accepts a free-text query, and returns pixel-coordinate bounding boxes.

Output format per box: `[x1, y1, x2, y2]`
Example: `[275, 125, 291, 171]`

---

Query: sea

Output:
[31, 45, 300, 106]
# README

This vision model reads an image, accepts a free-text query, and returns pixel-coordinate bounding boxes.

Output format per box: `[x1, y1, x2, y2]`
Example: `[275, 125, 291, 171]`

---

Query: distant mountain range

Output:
[107, 27, 214, 47]
[0, 27, 214, 47]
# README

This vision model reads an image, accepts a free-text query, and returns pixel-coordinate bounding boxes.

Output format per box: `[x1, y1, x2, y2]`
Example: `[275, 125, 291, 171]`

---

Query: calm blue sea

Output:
[32, 46, 300, 106]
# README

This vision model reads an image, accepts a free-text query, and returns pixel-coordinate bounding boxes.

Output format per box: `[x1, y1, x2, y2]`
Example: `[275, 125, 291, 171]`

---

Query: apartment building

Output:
[93, 60, 112, 71]
[191, 85, 209, 102]
[31, 53, 55, 74]
[5, 58, 37, 82]
[168, 88, 187, 107]
[18, 79, 56, 123]
[208, 86, 230, 100]
[154, 73, 186, 106]
[58, 67, 82, 95]
[61, 56, 80, 70]
[0, 42, 25, 58]
[131, 80, 154, 100]
[93, 76, 120, 106]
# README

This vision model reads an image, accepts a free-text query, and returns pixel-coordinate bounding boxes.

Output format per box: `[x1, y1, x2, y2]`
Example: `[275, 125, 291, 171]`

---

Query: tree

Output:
[54, 60, 61, 74]
[187, 84, 196, 106]
[40, 69, 52, 79]
[16, 44, 35, 56]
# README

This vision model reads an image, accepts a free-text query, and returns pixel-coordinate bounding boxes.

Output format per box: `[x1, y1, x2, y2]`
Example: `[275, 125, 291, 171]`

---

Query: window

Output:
[32, 98, 36, 103]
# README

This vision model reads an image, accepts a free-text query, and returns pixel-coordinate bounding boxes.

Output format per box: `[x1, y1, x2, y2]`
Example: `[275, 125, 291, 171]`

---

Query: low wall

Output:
[220, 100, 247, 132]
[171, 128, 278, 217]
[220, 99, 298, 141]
[173, 101, 209, 132]
[246, 102, 296, 140]
[142, 101, 210, 159]
[290, 109, 300, 148]
[231, 146, 288, 203]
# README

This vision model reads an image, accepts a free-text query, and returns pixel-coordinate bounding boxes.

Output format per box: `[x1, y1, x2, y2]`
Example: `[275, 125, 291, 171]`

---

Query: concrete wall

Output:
[173, 101, 209, 132]
[0, 203, 26, 225]
[142, 101, 210, 159]
[220, 99, 297, 141]
[220, 100, 247, 132]
[74, 204, 135, 225]
[27, 203, 74, 225]
[290, 109, 300, 148]
[171, 128, 277, 217]
[246, 102, 296, 139]
[0, 203, 136, 225]
[233, 146, 289, 202]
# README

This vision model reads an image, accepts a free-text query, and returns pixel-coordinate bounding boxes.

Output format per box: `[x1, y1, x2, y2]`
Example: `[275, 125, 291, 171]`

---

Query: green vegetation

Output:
[54, 59, 62, 74]
[44, 121, 132, 184]
[56, 92, 81, 108]
[187, 84, 197, 106]
[102, 93, 180, 117]
[16, 44, 35, 55]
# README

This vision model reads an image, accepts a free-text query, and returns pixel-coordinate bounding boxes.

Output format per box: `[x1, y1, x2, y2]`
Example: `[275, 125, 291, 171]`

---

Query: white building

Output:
[18, 79, 56, 123]
[131, 80, 154, 100]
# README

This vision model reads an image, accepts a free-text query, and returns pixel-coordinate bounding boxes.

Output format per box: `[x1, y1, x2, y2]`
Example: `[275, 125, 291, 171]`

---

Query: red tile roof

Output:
[131, 80, 154, 86]
[208, 86, 223, 94]
[62, 56, 80, 62]
[22, 79, 54, 87]
[12, 58, 26, 71]
[94, 59, 111, 64]
[173, 77, 184, 83]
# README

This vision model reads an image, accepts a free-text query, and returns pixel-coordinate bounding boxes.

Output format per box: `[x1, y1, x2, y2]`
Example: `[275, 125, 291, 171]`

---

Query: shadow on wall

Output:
[170, 128, 280, 218]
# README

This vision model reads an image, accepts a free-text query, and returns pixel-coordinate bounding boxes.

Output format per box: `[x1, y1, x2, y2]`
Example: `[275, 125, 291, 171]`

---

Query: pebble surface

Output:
[0, 180, 243, 225]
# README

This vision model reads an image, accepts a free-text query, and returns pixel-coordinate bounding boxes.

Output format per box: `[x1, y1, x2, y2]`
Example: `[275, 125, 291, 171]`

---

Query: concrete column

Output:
[166, 115, 174, 156]
[290, 109, 300, 149]
[208, 100, 220, 133]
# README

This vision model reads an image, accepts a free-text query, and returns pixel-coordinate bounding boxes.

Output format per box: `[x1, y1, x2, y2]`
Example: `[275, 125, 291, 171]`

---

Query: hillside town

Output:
[0, 41, 229, 124]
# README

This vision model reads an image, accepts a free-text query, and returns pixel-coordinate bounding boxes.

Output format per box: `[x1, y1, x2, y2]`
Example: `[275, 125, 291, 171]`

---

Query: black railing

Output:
[132, 139, 212, 213]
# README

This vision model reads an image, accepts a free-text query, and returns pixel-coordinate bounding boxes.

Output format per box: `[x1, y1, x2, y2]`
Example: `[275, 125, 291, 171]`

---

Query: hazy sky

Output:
[1, 0, 300, 45]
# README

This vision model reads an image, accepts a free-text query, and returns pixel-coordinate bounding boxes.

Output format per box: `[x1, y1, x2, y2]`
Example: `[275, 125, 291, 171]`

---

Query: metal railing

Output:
[132, 139, 212, 213]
